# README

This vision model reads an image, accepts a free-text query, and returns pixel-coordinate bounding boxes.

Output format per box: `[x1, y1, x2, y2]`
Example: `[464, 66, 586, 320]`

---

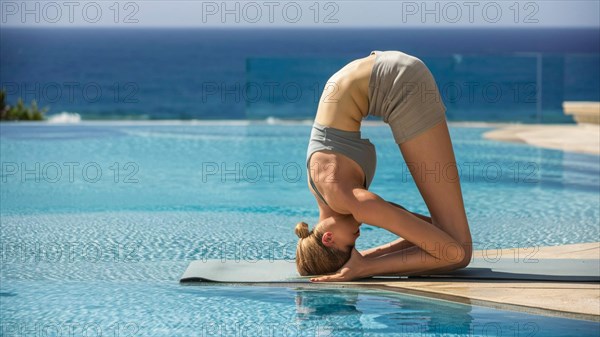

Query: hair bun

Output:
[295, 222, 310, 239]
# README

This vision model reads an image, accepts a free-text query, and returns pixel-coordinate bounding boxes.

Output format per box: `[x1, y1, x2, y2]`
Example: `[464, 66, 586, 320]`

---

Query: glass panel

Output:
[246, 54, 600, 123]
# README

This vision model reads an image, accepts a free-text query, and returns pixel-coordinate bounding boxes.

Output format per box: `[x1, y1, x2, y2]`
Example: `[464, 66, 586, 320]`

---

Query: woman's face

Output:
[318, 214, 361, 252]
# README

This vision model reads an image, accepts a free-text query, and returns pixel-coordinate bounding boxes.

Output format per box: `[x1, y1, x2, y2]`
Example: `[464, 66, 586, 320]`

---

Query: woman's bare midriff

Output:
[309, 54, 377, 216]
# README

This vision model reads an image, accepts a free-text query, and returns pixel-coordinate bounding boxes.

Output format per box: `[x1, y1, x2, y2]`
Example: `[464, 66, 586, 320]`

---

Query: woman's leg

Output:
[322, 121, 471, 275]
[398, 119, 473, 269]
[352, 120, 472, 276]
[330, 183, 465, 268]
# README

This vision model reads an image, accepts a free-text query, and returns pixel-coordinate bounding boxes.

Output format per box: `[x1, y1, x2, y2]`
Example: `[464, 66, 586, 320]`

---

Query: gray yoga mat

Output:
[180, 258, 600, 283]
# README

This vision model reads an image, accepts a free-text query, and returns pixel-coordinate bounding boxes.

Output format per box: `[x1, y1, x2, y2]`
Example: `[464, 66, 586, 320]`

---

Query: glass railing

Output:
[246, 53, 600, 123]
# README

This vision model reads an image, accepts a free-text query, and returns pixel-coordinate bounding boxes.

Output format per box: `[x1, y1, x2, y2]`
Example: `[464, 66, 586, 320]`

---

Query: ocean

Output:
[1, 27, 599, 122]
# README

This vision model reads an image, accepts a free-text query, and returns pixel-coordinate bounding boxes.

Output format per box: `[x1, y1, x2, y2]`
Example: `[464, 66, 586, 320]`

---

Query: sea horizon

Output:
[2, 27, 599, 123]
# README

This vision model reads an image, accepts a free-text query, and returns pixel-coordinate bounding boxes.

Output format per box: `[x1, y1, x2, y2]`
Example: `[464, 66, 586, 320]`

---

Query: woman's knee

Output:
[437, 235, 472, 268]
[433, 218, 473, 265]
[454, 240, 473, 268]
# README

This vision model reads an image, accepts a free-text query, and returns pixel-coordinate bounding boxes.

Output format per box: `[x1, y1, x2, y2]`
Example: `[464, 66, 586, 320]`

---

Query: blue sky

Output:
[1, 0, 599, 28]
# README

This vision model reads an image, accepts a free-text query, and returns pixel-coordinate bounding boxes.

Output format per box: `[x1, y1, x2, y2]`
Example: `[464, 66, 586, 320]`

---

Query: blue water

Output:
[1, 123, 599, 336]
[2, 283, 598, 337]
[1, 28, 599, 122]
[1, 123, 598, 252]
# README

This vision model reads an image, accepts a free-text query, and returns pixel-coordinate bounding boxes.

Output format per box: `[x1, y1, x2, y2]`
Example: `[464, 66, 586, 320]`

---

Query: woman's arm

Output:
[335, 188, 465, 269]
[360, 202, 435, 258]
[311, 244, 467, 282]
[362, 244, 467, 277]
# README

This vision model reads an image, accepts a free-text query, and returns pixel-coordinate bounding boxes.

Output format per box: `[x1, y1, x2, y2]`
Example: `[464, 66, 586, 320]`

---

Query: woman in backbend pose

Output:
[295, 50, 473, 282]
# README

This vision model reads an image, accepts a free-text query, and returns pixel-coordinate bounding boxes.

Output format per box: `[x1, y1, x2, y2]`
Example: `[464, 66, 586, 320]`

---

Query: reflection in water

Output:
[294, 288, 365, 336]
[370, 293, 475, 336]
[293, 287, 474, 336]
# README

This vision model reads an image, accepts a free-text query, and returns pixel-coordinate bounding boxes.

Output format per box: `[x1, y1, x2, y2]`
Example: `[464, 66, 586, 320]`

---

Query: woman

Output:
[295, 50, 473, 282]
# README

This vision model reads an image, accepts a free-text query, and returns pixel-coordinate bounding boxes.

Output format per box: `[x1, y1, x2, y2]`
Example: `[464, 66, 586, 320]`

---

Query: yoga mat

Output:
[180, 258, 600, 283]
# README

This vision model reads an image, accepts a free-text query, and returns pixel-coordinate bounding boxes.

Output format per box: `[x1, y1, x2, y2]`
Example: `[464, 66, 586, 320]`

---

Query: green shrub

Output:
[0, 89, 48, 121]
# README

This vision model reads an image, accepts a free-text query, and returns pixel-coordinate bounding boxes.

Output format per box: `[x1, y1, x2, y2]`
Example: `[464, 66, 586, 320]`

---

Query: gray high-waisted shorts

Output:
[368, 50, 447, 144]
[306, 122, 376, 205]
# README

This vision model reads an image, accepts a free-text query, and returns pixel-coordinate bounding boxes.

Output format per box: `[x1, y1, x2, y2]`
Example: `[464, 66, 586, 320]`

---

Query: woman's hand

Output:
[310, 248, 368, 282]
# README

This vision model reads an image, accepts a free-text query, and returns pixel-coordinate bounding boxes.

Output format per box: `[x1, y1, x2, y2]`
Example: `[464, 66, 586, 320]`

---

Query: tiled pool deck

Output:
[343, 242, 599, 321]
[483, 123, 600, 155]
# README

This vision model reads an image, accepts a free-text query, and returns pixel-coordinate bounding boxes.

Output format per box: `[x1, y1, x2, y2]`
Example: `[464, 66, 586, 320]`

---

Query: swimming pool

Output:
[2, 283, 598, 336]
[1, 122, 599, 336]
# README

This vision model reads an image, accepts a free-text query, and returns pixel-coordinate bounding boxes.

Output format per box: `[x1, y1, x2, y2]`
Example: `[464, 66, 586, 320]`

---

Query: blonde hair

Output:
[294, 221, 351, 276]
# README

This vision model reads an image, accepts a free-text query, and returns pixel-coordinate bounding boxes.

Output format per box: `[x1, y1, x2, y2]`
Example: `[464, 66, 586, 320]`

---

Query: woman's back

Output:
[314, 54, 377, 131]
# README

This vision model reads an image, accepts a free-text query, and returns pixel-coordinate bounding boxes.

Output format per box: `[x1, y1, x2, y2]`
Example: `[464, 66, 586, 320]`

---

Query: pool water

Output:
[2, 283, 598, 337]
[1, 122, 599, 336]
